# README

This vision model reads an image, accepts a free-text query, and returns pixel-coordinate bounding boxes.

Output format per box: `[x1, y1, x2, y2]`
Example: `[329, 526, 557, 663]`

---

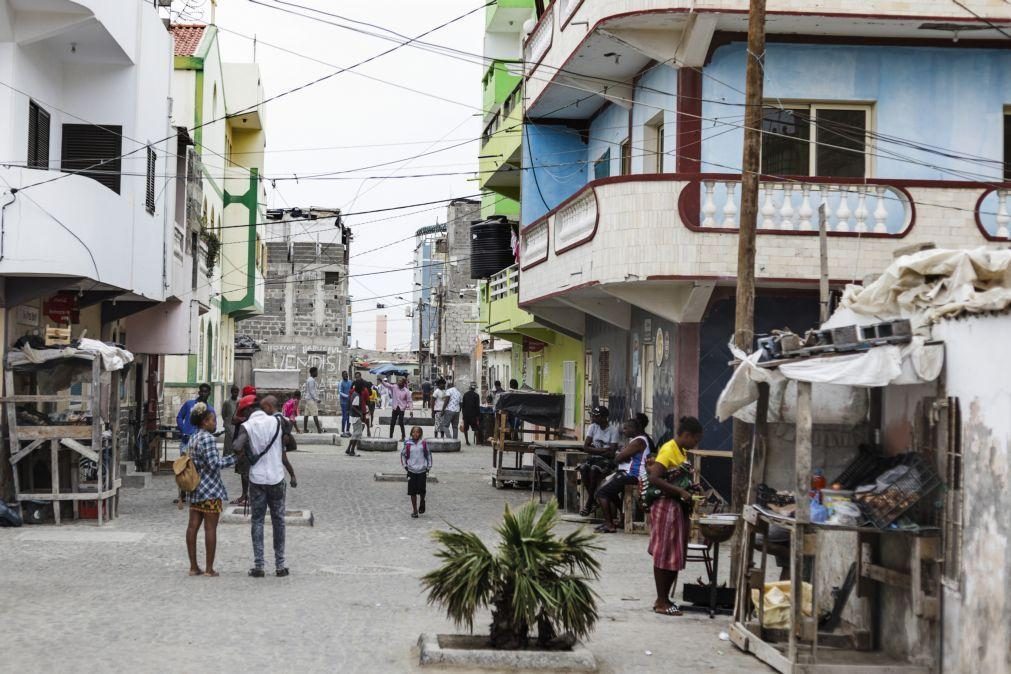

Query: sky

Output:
[175, 0, 486, 352]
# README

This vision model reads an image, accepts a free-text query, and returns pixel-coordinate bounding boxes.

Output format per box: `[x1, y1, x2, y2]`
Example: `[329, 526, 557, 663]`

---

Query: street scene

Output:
[1, 0, 1011, 673]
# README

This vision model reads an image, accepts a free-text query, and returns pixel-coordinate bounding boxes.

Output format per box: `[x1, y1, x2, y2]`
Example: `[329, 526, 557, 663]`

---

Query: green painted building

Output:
[477, 2, 586, 433]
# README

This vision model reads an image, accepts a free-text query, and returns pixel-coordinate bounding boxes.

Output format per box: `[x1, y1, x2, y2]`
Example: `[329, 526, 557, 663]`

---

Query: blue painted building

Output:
[515, 5, 1011, 502]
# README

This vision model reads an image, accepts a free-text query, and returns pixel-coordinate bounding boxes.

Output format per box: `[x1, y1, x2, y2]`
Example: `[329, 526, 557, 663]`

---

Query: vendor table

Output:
[529, 440, 585, 506]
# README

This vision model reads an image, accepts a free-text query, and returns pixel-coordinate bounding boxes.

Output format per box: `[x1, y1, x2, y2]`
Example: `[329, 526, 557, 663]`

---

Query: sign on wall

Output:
[43, 292, 79, 324]
[655, 328, 665, 366]
[16, 305, 39, 327]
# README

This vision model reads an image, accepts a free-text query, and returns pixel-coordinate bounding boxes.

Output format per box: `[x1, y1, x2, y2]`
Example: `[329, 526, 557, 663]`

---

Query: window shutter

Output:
[27, 102, 50, 169]
[61, 124, 123, 193]
[145, 145, 156, 214]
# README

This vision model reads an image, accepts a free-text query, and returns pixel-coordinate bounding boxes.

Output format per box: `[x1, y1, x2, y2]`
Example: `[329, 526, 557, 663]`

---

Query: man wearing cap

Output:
[461, 382, 482, 446]
[577, 406, 620, 517]
[229, 391, 258, 507]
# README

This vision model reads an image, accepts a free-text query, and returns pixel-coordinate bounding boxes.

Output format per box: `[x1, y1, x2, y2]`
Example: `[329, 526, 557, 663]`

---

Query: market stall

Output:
[718, 329, 945, 673]
[490, 392, 570, 489]
[5, 339, 132, 525]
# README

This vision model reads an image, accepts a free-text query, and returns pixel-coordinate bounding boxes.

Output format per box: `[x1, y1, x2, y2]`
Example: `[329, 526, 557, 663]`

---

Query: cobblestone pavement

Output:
[0, 433, 769, 673]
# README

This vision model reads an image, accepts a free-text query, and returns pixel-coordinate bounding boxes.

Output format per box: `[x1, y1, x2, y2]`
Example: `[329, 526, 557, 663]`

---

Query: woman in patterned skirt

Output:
[185, 403, 236, 577]
[646, 416, 703, 616]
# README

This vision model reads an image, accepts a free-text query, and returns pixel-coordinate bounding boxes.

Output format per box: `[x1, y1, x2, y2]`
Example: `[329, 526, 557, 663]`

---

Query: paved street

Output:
[0, 432, 766, 673]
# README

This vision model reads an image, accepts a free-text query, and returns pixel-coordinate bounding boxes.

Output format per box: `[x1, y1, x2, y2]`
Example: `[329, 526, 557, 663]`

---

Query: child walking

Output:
[400, 426, 432, 518]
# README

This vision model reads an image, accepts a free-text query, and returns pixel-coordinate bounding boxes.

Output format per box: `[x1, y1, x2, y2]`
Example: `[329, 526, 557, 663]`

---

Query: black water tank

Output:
[470, 217, 515, 279]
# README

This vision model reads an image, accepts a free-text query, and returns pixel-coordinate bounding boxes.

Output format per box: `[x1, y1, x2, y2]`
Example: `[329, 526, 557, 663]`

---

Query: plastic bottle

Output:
[811, 469, 826, 492]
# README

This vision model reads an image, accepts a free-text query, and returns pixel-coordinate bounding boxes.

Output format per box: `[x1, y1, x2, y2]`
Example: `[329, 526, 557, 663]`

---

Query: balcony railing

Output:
[976, 188, 1011, 240]
[524, 3, 553, 73]
[520, 219, 549, 269]
[489, 264, 519, 301]
[554, 188, 598, 252]
[683, 178, 914, 235]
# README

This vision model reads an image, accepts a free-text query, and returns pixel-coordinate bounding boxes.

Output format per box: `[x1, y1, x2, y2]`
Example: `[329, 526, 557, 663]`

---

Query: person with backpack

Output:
[231, 395, 298, 578]
[184, 402, 236, 577]
[400, 425, 432, 518]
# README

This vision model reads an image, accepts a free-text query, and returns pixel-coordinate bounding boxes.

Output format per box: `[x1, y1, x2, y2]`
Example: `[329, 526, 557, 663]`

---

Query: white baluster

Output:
[779, 184, 795, 230]
[996, 189, 1010, 239]
[854, 186, 869, 233]
[760, 184, 776, 229]
[722, 181, 738, 229]
[873, 186, 889, 233]
[702, 181, 717, 228]
[835, 187, 852, 232]
[797, 184, 813, 231]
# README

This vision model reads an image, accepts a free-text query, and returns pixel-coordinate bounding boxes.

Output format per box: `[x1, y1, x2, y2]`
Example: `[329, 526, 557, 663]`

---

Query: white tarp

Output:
[716, 340, 943, 422]
[7, 338, 134, 372]
[832, 247, 1011, 332]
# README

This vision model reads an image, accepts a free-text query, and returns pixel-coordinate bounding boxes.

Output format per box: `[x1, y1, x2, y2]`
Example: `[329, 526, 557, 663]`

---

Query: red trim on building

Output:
[973, 188, 1009, 242]
[554, 189, 601, 255]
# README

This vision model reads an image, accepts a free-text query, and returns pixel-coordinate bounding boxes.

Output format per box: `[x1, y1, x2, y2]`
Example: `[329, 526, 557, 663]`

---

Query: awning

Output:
[369, 363, 409, 377]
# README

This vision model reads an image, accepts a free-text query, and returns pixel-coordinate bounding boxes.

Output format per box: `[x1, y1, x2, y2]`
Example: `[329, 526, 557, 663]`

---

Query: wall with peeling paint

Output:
[933, 316, 1011, 674]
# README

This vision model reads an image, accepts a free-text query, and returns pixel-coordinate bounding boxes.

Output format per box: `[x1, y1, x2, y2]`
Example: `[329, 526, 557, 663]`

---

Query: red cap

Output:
[241, 386, 257, 397]
[237, 394, 258, 412]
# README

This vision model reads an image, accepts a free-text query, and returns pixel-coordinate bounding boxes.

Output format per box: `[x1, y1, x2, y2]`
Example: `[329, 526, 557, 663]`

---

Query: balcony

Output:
[0, 166, 162, 299]
[523, 1, 1011, 119]
[518, 174, 1010, 325]
[483, 61, 523, 113]
[480, 87, 523, 214]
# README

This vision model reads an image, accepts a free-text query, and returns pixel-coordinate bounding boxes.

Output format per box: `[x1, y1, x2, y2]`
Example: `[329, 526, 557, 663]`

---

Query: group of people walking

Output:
[579, 406, 705, 617]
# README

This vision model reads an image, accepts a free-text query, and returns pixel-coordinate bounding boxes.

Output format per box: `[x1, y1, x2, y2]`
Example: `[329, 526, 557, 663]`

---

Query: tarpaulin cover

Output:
[369, 364, 409, 376]
[495, 392, 566, 428]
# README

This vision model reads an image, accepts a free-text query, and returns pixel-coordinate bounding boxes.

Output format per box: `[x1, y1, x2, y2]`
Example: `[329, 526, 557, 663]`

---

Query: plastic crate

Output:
[852, 453, 941, 529]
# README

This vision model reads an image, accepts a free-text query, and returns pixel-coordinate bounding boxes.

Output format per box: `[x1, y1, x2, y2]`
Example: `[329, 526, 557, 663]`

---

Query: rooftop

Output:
[171, 24, 206, 57]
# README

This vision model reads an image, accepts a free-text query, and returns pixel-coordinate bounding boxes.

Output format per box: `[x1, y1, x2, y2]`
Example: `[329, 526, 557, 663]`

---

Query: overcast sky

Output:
[176, 0, 485, 352]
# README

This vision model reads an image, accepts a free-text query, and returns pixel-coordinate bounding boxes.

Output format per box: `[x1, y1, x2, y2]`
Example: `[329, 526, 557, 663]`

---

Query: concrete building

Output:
[516, 1, 1011, 492]
[434, 198, 481, 386]
[162, 23, 267, 415]
[411, 222, 445, 380]
[236, 208, 351, 412]
[375, 314, 388, 352]
[0, 0, 177, 482]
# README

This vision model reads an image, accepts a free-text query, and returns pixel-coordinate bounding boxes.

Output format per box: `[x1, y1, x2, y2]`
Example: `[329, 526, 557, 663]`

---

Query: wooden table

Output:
[530, 441, 586, 506]
[687, 448, 733, 478]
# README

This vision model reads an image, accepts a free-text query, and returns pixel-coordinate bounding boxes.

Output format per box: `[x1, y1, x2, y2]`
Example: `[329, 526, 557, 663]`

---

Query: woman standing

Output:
[185, 403, 237, 577]
[646, 416, 703, 616]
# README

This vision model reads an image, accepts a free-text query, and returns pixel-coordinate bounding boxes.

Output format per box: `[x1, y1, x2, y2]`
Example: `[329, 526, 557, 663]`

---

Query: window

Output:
[761, 104, 870, 178]
[324, 271, 340, 285]
[61, 124, 123, 193]
[145, 146, 156, 215]
[620, 139, 631, 175]
[593, 148, 611, 180]
[598, 348, 610, 403]
[1004, 112, 1011, 181]
[27, 101, 50, 169]
[644, 113, 665, 174]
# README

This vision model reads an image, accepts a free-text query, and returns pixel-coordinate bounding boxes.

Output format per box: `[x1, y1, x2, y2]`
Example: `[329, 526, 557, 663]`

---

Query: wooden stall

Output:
[6, 348, 125, 525]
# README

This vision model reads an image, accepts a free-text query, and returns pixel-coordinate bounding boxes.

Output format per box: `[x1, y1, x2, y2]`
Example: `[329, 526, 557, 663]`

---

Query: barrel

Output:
[470, 218, 515, 279]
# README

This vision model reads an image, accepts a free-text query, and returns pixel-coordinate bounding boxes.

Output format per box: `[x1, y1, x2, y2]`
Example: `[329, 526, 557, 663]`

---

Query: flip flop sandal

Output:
[655, 604, 682, 616]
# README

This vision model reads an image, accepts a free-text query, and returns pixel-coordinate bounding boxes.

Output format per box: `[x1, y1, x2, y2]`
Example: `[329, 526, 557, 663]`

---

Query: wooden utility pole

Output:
[731, 0, 767, 579]
[818, 203, 830, 323]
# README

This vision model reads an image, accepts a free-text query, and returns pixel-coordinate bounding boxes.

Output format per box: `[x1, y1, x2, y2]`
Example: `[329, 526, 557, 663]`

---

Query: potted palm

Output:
[419, 500, 601, 670]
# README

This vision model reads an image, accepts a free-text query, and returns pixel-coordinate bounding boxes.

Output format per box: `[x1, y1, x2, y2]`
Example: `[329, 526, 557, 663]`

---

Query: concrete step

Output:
[374, 472, 439, 483]
[292, 432, 339, 445]
[378, 416, 434, 426]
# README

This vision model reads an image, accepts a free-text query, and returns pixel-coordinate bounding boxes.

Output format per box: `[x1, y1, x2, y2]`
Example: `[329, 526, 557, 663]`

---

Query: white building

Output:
[0, 1, 181, 456]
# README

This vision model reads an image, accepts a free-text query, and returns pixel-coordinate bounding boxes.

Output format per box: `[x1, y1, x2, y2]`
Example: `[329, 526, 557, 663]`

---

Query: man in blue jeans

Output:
[233, 396, 298, 577]
[338, 370, 352, 437]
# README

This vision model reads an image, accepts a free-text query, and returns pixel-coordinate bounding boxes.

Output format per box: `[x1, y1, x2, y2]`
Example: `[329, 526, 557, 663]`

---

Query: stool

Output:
[687, 542, 714, 579]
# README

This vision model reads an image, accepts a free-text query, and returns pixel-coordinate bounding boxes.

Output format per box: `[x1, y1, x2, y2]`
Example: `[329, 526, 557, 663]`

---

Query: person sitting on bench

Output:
[577, 406, 620, 517]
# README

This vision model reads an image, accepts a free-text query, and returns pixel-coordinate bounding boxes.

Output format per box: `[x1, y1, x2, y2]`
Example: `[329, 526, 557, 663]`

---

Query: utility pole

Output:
[731, 0, 767, 579]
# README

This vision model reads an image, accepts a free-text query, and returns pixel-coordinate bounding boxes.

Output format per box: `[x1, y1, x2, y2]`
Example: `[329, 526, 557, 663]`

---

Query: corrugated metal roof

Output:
[172, 24, 206, 57]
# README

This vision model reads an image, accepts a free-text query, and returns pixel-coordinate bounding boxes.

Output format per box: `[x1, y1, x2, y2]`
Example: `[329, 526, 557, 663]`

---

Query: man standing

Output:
[421, 379, 433, 415]
[304, 367, 323, 434]
[431, 379, 447, 439]
[492, 380, 505, 408]
[175, 383, 215, 507]
[442, 381, 462, 440]
[461, 382, 482, 446]
[338, 371, 352, 438]
[221, 385, 239, 454]
[379, 378, 391, 409]
[346, 385, 369, 457]
[233, 396, 298, 578]
[382, 377, 413, 441]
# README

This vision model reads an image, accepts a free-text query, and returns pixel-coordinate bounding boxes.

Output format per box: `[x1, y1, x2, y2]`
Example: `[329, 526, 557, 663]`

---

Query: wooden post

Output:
[731, 0, 768, 582]
[819, 203, 830, 323]
[791, 381, 813, 662]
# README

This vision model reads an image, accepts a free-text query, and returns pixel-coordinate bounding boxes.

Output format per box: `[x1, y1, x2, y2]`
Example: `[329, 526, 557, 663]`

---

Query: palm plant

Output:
[422, 500, 602, 650]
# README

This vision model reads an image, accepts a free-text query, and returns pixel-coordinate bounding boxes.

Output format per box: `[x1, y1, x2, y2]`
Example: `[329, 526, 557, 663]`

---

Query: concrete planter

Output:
[358, 437, 398, 452]
[418, 634, 596, 671]
[426, 438, 461, 453]
[373, 472, 438, 483]
[379, 416, 434, 426]
[221, 505, 314, 527]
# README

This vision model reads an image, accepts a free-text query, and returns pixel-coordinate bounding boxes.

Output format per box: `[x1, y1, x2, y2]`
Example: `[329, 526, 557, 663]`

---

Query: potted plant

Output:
[422, 500, 601, 652]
